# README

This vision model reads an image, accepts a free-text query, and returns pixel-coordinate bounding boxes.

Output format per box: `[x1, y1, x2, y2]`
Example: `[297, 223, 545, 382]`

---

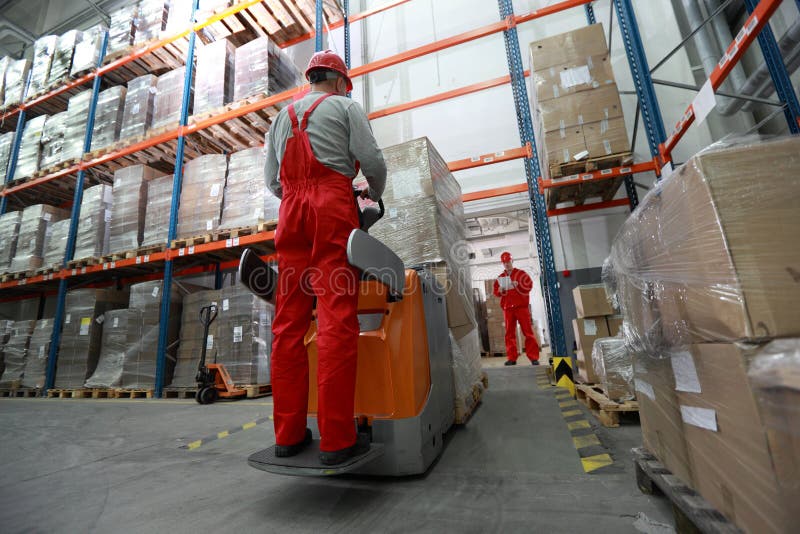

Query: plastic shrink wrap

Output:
[0, 131, 14, 177]
[177, 154, 226, 238]
[134, 0, 169, 45]
[0, 320, 35, 386]
[13, 114, 47, 181]
[42, 218, 70, 267]
[109, 165, 162, 253]
[590, 336, 634, 401]
[48, 30, 82, 86]
[22, 318, 55, 388]
[3, 58, 31, 108]
[605, 136, 800, 355]
[0, 210, 23, 272]
[0, 56, 9, 102]
[55, 288, 129, 387]
[172, 289, 221, 387]
[63, 90, 92, 162]
[221, 147, 278, 228]
[107, 4, 137, 56]
[91, 86, 127, 151]
[152, 67, 190, 130]
[10, 204, 68, 272]
[164, 0, 194, 35]
[73, 184, 112, 260]
[120, 74, 157, 140]
[194, 38, 235, 115]
[70, 24, 104, 76]
[39, 112, 68, 169]
[85, 309, 142, 388]
[0, 320, 15, 378]
[28, 35, 58, 97]
[217, 284, 272, 385]
[232, 36, 302, 101]
[141, 174, 174, 246]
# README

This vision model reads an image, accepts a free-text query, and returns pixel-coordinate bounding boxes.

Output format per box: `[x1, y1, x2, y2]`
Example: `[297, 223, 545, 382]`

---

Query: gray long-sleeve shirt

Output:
[265, 91, 387, 200]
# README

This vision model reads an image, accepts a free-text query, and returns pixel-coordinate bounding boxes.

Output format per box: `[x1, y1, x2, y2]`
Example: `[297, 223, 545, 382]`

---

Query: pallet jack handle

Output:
[198, 304, 218, 368]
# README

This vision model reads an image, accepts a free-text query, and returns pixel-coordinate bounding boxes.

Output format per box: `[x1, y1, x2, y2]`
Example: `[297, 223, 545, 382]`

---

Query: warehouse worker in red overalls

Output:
[265, 51, 387, 465]
[493, 252, 540, 366]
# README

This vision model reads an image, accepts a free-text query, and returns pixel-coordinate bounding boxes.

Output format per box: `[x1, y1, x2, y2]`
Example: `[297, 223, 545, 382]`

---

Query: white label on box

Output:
[79, 317, 91, 335]
[560, 65, 592, 88]
[692, 79, 716, 126]
[65, 313, 71, 324]
[672, 350, 701, 393]
[259, 312, 267, 324]
[634, 379, 655, 401]
[113, 317, 119, 328]
[210, 184, 221, 197]
[552, 84, 559, 98]
[43, 213, 52, 221]
[233, 326, 243, 343]
[38, 346, 45, 358]
[151, 285, 159, 298]
[222, 298, 229, 311]
[132, 103, 140, 114]
[206, 220, 213, 231]
[681, 405, 717, 432]
[584, 319, 597, 336]
[104, 209, 111, 223]
[95, 314, 104, 324]
[603, 140, 612, 155]
[206, 334, 214, 350]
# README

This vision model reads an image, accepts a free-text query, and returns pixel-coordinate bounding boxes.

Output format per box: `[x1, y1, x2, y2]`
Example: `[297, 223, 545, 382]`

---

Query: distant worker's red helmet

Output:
[305, 50, 353, 91]
[500, 252, 512, 263]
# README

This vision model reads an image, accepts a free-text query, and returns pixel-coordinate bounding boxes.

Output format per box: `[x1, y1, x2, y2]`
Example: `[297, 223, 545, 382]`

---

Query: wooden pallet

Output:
[33, 264, 62, 277]
[100, 249, 139, 263]
[481, 351, 507, 358]
[46, 388, 113, 399]
[545, 152, 633, 211]
[213, 221, 278, 241]
[634, 447, 742, 533]
[575, 384, 638, 427]
[32, 158, 79, 178]
[1, 271, 27, 282]
[113, 389, 154, 399]
[163, 387, 197, 399]
[136, 243, 168, 256]
[454, 372, 488, 424]
[66, 257, 102, 270]
[0, 387, 41, 398]
[171, 234, 213, 249]
[243, 384, 272, 399]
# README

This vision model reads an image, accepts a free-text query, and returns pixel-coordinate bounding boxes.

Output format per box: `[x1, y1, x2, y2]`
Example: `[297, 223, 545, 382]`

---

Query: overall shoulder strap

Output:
[300, 93, 334, 131]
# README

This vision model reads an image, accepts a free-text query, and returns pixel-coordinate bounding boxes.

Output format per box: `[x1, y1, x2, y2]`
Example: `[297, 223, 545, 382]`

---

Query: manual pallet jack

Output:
[194, 303, 247, 404]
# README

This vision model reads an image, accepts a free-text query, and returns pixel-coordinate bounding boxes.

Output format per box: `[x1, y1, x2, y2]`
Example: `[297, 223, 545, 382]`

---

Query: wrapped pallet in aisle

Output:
[232, 36, 303, 102]
[134, 0, 169, 45]
[193, 38, 235, 115]
[109, 165, 162, 254]
[39, 112, 68, 169]
[0, 210, 23, 273]
[63, 90, 92, 162]
[70, 24, 104, 76]
[217, 284, 272, 385]
[3, 58, 30, 108]
[90, 86, 127, 151]
[10, 204, 68, 273]
[0, 131, 14, 177]
[152, 67, 190, 131]
[119, 74, 157, 141]
[107, 4, 137, 57]
[172, 289, 221, 387]
[55, 288, 129, 388]
[85, 309, 142, 389]
[141, 174, 173, 246]
[177, 154, 227, 238]
[21, 318, 55, 389]
[72, 184, 113, 261]
[12, 115, 48, 181]
[42, 219, 71, 268]
[0, 320, 15, 378]
[590, 336, 635, 401]
[47, 30, 82, 87]
[0, 320, 35, 386]
[221, 147, 278, 228]
[28, 35, 58, 97]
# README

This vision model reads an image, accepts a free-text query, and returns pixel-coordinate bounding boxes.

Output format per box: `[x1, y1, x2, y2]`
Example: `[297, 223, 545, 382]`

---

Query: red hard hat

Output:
[305, 50, 353, 91]
[500, 252, 512, 263]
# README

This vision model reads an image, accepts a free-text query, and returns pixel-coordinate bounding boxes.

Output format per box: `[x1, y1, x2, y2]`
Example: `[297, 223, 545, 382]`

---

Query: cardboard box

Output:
[675, 343, 791, 533]
[536, 84, 624, 132]
[606, 315, 624, 337]
[542, 125, 586, 166]
[575, 349, 599, 383]
[531, 54, 616, 102]
[573, 284, 614, 318]
[591, 337, 634, 401]
[529, 24, 608, 72]
[582, 117, 629, 157]
[573, 316, 609, 353]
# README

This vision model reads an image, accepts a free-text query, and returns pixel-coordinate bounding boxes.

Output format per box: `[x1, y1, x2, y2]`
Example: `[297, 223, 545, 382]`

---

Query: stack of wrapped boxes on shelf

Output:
[70, 25, 104, 76]
[63, 90, 92, 162]
[109, 165, 162, 254]
[0, 131, 15, 177]
[221, 147, 279, 229]
[107, 4, 137, 57]
[0, 56, 9, 102]
[54, 288, 129, 388]
[233, 37, 303, 102]
[72, 184, 112, 261]
[3, 58, 31, 108]
[141, 174, 173, 247]
[193, 38, 235, 115]
[172, 289, 221, 387]
[152, 67, 189, 131]
[571, 283, 624, 385]
[40, 112, 68, 170]
[134, 0, 169, 45]
[48, 30, 82, 86]
[0, 320, 35, 386]
[216, 284, 273, 385]
[21, 318, 55, 389]
[120, 74, 157, 141]
[0, 211, 23, 273]
[10, 204, 69, 273]
[590, 336, 634, 402]
[371, 137, 484, 419]
[177, 154, 227, 239]
[42, 219, 71, 268]
[91, 86, 127, 151]
[28, 35, 58, 97]
[13, 115, 47, 180]
[528, 25, 629, 196]
[606, 136, 800, 533]
[0, 320, 15, 378]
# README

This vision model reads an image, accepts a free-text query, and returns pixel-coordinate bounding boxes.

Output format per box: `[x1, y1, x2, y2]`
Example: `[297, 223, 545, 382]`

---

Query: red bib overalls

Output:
[271, 94, 361, 452]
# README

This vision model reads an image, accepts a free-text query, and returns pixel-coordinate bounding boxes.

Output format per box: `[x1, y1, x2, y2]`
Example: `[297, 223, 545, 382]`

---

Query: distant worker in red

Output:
[493, 252, 540, 366]
[265, 50, 387, 465]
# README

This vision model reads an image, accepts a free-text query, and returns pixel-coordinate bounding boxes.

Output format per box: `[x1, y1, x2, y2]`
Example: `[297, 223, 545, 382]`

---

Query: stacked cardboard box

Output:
[120, 74, 157, 140]
[221, 147, 278, 229]
[3, 58, 31, 108]
[28, 35, 58, 97]
[85, 309, 142, 388]
[177, 154, 227, 238]
[0, 56, 9, 104]
[529, 25, 628, 181]
[48, 30, 82, 86]
[216, 284, 272, 385]
[63, 90, 92, 162]
[172, 289, 221, 387]
[109, 165, 162, 254]
[0, 320, 35, 386]
[73, 184, 112, 260]
[21, 318, 55, 388]
[193, 38, 235, 115]
[232, 37, 302, 101]
[141, 174, 173, 247]
[10, 204, 69, 273]
[0, 210, 23, 273]
[0, 320, 15, 378]
[590, 336, 634, 401]
[571, 284, 618, 383]
[134, 0, 169, 45]
[13, 115, 47, 181]
[607, 137, 800, 533]
[42, 219, 71, 268]
[0, 131, 15, 178]
[91, 86, 127, 151]
[482, 280, 506, 354]
[39, 112, 68, 169]
[152, 67, 190, 130]
[107, 4, 137, 57]
[70, 24, 104, 76]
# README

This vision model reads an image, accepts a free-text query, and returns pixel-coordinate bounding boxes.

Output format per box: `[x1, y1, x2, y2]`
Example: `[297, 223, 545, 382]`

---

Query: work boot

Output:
[275, 428, 312, 457]
[319, 432, 371, 465]
[504, 360, 517, 366]
[531, 360, 540, 366]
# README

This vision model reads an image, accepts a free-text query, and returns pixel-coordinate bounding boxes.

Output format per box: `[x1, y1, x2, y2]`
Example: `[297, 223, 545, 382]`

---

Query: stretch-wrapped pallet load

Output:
[12, 115, 47, 181]
[141, 174, 173, 246]
[221, 147, 278, 228]
[73, 184, 112, 260]
[71, 25, 104, 76]
[63, 90, 92, 162]
[152, 67, 189, 130]
[10, 204, 68, 273]
[528, 24, 628, 180]
[134, 0, 169, 45]
[109, 165, 162, 254]
[55, 288, 129, 388]
[48, 30, 82, 86]
[370, 137, 483, 414]
[590, 336, 634, 401]
[21, 318, 55, 388]
[172, 289, 220, 387]
[28, 35, 58, 97]
[0, 56, 9, 103]
[39, 112, 68, 169]
[232, 36, 303, 102]
[0, 319, 15, 378]
[217, 284, 272, 385]
[0, 210, 23, 272]
[91, 86, 127, 151]
[107, 4, 137, 57]
[3, 58, 31, 108]
[193, 38, 235, 115]
[177, 154, 226, 238]
[42, 218, 70, 268]
[0, 320, 35, 386]
[85, 309, 141, 388]
[0, 131, 14, 177]
[163, 0, 193, 35]
[120, 74, 157, 140]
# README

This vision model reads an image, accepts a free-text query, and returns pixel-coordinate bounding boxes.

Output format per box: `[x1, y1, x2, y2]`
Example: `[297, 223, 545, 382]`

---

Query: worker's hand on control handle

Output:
[359, 188, 371, 200]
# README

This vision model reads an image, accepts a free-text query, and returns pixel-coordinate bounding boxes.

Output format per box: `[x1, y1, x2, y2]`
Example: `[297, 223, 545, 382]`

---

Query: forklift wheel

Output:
[195, 387, 206, 404]
[198, 386, 219, 405]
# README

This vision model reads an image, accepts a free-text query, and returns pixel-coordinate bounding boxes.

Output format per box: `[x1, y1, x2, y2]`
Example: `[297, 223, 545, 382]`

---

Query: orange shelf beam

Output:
[547, 198, 631, 217]
[448, 144, 531, 172]
[539, 160, 657, 192]
[515, 0, 594, 24]
[462, 183, 529, 202]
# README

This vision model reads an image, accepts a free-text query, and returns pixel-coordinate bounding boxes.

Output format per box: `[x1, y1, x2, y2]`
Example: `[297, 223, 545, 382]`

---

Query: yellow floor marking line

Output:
[181, 415, 273, 450]
[567, 419, 591, 431]
[581, 453, 614, 473]
[551, 385, 615, 474]
[572, 433, 601, 449]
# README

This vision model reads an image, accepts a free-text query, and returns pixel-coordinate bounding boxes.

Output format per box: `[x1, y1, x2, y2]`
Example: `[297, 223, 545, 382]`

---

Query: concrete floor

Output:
[0, 364, 675, 533]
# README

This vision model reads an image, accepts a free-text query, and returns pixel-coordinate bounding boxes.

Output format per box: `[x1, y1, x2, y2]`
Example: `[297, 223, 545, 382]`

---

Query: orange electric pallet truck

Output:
[239, 193, 456, 476]
[194, 303, 247, 404]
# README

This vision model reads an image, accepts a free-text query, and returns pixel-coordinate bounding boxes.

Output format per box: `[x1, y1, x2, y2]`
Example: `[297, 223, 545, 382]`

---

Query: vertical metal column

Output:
[497, 0, 567, 359]
[45, 32, 109, 391]
[743, 0, 800, 134]
[585, 2, 596, 24]
[344, 0, 351, 68]
[154, 0, 199, 397]
[0, 110, 27, 215]
[315, 0, 324, 52]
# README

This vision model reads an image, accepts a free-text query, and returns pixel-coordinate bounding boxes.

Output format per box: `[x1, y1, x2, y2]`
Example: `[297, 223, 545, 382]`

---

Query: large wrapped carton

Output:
[141, 174, 174, 246]
[172, 289, 221, 387]
[120, 74, 157, 140]
[28, 35, 58, 97]
[13, 115, 47, 181]
[0, 210, 23, 272]
[0, 56, 9, 104]
[0, 320, 35, 386]
[572, 317, 609, 353]
[194, 38, 235, 115]
[177, 154, 227, 238]
[152, 67, 190, 131]
[70, 24, 104, 76]
[85, 309, 142, 388]
[48, 30, 82, 86]
[607, 136, 800, 354]
[572, 284, 614, 318]
[107, 4, 137, 56]
[232, 36, 302, 102]
[0, 319, 16, 378]
[0, 131, 15, 179]
[63, 90, 92, 162]
[91, 86, 127, 151]
[42, 219, 70, 268]
[220, 147, 279, 229]
[10, 204, 69, 273]
[73, 184, 112, 260]
[40, 112, 68, 169]
[109, 165, 163, 254]
[217, 284, 272, 385]
[590, 336, 634, 401]
[134, 0, 169, 45]
[21, 318, 55, 388]
[3, 58, 31, 108]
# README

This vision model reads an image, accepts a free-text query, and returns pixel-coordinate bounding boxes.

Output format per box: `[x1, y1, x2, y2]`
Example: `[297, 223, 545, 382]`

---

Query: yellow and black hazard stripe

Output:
[182, 415, 272, 450]
[552, 355, 575, 397]
[552, 387, 615, 474]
